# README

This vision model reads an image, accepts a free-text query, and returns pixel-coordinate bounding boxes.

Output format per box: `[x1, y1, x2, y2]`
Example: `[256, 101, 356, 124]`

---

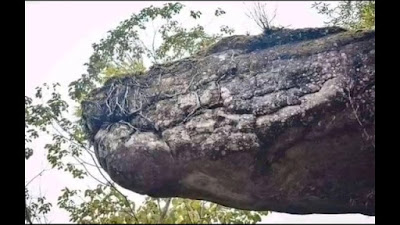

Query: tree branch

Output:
[25, 169, 50, 187]
[160, 198, 171, 223]
[25, 198, 33, 224]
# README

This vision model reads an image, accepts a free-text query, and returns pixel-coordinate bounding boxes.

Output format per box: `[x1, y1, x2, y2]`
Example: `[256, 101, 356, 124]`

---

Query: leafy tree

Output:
[25, 185, 52, 224]
[58, 187, 268, 224]
[68, 2, 233, 103]
[312, 1, 375, 30]
[25, 3, 268, 224]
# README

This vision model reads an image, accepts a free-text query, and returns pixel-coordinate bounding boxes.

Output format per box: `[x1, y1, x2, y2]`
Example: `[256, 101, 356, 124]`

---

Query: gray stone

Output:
[82, 27, 375, 216]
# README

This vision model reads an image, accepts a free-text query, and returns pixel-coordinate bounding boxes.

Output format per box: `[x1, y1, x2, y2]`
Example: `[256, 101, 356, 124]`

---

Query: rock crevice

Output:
[82, 27, 375, 216]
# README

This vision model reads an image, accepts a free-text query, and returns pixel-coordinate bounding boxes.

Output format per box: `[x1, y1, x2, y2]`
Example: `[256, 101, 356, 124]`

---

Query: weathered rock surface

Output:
[82, 27, 375, 216]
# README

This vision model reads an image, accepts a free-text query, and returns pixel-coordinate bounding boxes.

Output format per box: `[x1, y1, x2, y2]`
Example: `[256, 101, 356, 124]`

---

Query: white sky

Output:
[25, 1, 375, 224]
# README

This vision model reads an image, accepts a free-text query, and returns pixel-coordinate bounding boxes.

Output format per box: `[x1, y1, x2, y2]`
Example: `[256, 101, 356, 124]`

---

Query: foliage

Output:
[25, 2, 269, 224]
[58, 186, 137, 224]
[25, 187, 52, 224]
[312, 1, 375, 30]
[58, 186, 268, 224]
[102, 59, 146, 82]
[68, 2, 234, 103]
[164, 198, 268, 224]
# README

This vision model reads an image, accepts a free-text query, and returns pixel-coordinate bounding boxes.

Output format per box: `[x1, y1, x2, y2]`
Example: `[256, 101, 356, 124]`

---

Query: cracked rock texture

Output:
[82, 27, 375, 216]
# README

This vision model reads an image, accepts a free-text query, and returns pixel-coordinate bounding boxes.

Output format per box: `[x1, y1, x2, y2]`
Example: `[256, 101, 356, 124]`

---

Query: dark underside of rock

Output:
[82, 27, 375, 216]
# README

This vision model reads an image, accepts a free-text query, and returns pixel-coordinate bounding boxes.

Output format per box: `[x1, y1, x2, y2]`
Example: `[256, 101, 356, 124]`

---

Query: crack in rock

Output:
[82, 27, 375, 216]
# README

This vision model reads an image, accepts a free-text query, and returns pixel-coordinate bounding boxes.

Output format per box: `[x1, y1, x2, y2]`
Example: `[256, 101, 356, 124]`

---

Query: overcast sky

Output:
[25, 1, 375, 223]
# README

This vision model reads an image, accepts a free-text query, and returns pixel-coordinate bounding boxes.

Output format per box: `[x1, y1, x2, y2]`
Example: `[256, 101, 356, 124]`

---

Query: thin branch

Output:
[115, 96, 127, 114]
[52, 120, 95, 156]
[125, 53, 138, 69]
[69, 162, 97, 168]
[118, 120, 139, 131]
[157, 198, 162, 223]
[111, 88, 120, 115]
[51, 123, 95, 157]
[49, 120, 139, 222]
[151, 20, 159, 56]
[84, 151, 139, 222]
[137, 38, 159, 64]
[43, 99, 140, 223]
[72, 155, 108, 186]
[246, 2, 277, 31]
[122, 86, 129, 110]
[160, 198, 172, 223]
[50, 120, 112, 185]
[200, 201, 205, 221]
[75, 156, 98, 168]
[105, 84, 116, 116]
[25, 169, 50, 187]
[82, 144, 139, 222]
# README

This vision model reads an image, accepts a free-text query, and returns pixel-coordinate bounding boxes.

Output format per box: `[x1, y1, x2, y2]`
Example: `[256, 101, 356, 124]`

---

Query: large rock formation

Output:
[82, 27, 375, 216]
